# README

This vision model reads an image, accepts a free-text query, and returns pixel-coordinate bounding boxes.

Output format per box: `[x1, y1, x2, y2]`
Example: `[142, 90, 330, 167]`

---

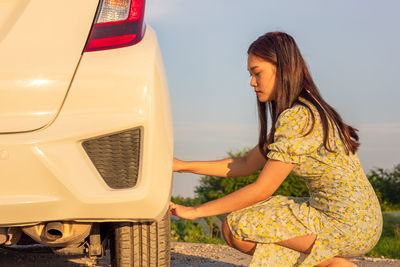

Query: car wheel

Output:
[110, 210, 170, 267]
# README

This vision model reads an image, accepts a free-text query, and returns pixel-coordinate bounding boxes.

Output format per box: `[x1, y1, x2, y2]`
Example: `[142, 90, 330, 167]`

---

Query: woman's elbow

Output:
[252, 182, 272, 202]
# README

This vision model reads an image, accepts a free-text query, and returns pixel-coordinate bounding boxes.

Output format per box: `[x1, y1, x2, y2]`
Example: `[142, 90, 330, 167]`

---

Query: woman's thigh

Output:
[275, 234, 317, 253]
[225, 196, 320, 244]
[223, 218, 316, 254]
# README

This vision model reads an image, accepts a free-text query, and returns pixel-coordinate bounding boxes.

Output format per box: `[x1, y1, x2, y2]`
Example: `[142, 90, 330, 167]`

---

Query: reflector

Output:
[98, 0, 130, 23]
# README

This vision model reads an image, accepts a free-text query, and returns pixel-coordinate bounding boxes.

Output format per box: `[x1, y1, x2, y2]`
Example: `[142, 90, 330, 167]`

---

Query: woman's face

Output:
[247, 53, 276, 102]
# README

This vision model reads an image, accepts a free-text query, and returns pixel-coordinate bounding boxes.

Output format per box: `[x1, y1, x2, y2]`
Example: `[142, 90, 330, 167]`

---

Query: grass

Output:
[366, 213, 400, 259]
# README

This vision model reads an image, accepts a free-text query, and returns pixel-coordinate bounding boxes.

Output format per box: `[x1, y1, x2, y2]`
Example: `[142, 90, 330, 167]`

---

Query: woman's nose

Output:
[250, 76, 257, 87]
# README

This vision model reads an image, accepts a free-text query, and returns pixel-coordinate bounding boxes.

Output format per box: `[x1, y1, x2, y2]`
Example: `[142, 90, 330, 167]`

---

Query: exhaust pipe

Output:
[22, 221, 91, 247]
[44, 222, 64, 241]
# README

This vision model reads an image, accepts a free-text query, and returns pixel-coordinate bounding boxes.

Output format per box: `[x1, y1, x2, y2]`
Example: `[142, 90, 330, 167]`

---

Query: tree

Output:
[171, 195, 202, 207]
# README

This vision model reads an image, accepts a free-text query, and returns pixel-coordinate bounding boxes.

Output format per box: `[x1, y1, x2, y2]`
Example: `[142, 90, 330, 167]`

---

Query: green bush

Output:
[367, 164, 400, 211]
[171, 218, 203, 241]
[273, 173, 309, 197]
[170, 218, 226, 244]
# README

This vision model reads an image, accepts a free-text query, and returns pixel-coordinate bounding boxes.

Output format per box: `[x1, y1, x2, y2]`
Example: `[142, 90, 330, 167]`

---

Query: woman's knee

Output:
[222, 218, 233, 246]
[222, 218, 257, 256]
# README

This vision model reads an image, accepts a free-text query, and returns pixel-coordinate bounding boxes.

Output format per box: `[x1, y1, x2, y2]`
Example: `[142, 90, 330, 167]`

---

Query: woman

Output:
[170, 32, 382, 267]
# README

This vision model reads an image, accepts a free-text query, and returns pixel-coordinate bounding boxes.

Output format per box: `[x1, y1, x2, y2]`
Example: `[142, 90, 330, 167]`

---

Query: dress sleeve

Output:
[267, 104, 322, 164]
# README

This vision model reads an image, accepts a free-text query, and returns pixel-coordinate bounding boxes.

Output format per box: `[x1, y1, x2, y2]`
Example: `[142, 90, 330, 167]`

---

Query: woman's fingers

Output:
[169, 202, 177, 215]
[168, 202, 198, 220]
[169, 202, 183, 217]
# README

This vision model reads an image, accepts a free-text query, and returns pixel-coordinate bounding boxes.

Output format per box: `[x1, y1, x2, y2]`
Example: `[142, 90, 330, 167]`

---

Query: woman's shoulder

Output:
[280, 103, 310, 117]
[277, 97, 318, 126]
[269, 98, 323, 163]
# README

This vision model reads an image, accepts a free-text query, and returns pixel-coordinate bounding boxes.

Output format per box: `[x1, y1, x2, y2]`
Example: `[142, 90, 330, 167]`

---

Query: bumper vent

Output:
[82, 128, 141, 189]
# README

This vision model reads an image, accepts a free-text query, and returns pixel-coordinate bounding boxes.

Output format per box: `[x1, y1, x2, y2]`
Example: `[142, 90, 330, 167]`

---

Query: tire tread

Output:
[110, 211, 170, 267]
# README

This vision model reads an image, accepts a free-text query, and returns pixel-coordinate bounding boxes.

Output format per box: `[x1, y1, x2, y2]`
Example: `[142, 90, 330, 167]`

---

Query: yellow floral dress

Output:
[226, 97, 382, 267]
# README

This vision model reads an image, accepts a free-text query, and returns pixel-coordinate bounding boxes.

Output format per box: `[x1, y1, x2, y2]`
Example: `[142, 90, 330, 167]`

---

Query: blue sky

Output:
[146, 0, 400, 197]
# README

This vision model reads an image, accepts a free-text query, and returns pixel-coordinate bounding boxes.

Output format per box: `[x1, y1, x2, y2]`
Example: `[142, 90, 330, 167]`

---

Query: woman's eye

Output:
[249, 72, 260, 77]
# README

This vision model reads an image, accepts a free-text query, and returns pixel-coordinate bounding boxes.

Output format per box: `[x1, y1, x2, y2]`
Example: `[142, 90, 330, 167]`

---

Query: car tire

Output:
[110, 210, 170, 267]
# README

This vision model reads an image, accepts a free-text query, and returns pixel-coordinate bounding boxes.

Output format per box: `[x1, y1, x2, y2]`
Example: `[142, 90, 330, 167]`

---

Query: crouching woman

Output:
[170, 31, 382, 267]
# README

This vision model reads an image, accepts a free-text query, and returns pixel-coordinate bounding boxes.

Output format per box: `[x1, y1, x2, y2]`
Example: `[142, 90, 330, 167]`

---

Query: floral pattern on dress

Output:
[227, 97, 382, 267]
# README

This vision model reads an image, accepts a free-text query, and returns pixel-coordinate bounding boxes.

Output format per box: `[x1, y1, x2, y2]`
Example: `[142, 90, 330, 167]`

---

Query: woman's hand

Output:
[173, 157, 185, 173]
[169, 202, 199, 220]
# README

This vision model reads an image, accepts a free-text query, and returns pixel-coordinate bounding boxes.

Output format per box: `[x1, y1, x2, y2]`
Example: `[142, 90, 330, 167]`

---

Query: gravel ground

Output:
[0, 242, 399, 266]
[171, 242, 400, 267]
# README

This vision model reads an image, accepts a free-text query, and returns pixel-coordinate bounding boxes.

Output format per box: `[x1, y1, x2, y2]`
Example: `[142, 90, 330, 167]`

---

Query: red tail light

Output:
[85, 0, 145, 52]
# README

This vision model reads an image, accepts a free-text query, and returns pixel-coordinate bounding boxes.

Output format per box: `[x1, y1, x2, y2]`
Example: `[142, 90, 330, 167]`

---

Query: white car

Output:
[0, 0, 173, 266]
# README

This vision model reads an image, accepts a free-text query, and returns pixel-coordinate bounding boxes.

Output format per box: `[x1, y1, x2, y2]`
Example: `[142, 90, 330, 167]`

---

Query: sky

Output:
[145, 0, 400, 197]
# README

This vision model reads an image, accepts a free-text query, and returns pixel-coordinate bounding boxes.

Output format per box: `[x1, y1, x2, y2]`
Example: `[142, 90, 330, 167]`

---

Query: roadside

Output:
[1, 242, 400, 266]
[171, 242, 400, 267]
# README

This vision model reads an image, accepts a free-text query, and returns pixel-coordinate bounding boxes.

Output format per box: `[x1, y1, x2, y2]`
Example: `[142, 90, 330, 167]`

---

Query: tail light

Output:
[84, 0, 145, 52]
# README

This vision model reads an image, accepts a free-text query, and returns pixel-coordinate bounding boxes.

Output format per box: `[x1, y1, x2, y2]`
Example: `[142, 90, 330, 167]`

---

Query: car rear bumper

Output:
[0, 26, 173, 226]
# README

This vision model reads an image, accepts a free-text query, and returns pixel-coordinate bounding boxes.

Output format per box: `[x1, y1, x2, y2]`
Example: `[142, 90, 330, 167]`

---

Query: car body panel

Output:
[0, 26, 173, 226]
[0, 0, 98, 133]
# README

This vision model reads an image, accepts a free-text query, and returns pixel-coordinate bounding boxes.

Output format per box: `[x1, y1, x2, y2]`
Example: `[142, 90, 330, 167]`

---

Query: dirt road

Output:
[0, 242, 399, 266]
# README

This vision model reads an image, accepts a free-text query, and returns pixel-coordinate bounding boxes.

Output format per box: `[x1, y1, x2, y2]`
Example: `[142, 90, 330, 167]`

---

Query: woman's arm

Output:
[174, 145, 267, 178]
[169, 159, 295, 220]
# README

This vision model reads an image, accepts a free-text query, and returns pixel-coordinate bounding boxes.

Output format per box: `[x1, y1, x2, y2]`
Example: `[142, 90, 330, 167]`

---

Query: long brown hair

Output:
[248, 32, 359, 158]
